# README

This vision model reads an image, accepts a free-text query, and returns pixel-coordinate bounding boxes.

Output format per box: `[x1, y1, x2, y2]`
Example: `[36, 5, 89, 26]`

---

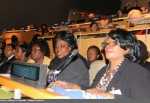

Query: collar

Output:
[106, 58, 129, 91]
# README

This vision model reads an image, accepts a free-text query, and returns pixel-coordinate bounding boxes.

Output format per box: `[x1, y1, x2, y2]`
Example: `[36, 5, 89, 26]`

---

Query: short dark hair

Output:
[87, 45, 103, 60]
[17, 43, 29, 57]
[136, 40, 149, 64]
[18, 43, 28, 52]
[31, 39, 50, 57]
[54, 31, 78, 50]
[5, 43, 16, 50]
[107, 28, 140, 62]
[11, 35, 19, 49]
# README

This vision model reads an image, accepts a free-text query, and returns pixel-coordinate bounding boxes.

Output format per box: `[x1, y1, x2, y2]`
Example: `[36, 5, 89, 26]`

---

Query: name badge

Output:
[109, 87, 122, 95]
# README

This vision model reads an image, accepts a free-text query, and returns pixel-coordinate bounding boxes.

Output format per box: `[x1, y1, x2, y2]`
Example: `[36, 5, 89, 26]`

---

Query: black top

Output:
[91, 59, 150, 99]
[49, 54, 89, 89]
[0, 55, 16, 73]
[140, 61, 150, 72]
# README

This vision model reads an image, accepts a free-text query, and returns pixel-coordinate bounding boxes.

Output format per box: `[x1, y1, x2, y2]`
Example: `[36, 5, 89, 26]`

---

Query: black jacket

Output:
[92, 59, 150, 99]
[0, 55, 15, 73]
[49, 54, 89, 89]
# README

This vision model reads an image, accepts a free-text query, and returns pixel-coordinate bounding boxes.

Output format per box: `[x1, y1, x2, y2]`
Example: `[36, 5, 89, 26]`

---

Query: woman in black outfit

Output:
[48, 31, 89, 89]
[54, 28, 150, 99]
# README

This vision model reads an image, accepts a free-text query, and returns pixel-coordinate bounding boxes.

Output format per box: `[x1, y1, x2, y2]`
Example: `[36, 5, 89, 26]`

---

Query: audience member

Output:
[99, 16, 112, 28]
[40, 24, 49, 35]
[140, 6, 149, 14]
[87, 13, 96, 22]
[136, 40, 150, 71]
[116, 10, 123, 18]
[87, 45, 103, 66]
[87, 28, 150, 98]
[0, 43, 16, 73]
[128, 8, 143, 19]
[53, 28, 150, 99]
[87, 45, 106, 85]
[15, 43, 29, 62]
[128, 8, 145, 35]
[28, 39, 51, 65]
[48, 31, 89, 89]
[89, 21, 99, 32]
[0, 36, 18, 73]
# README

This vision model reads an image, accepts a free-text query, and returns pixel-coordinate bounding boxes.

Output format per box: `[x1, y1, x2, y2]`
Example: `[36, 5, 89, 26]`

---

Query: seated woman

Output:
[15, 43, 29, 62]
[87, 45, 103, 66]
[27, 39, 51, 65]
[87, 45, 106, 85]
[0, 35, 18, 73]
[48, 31, 89, 89]
[52, 28, 150, 99]
[0, 43, 16, 73]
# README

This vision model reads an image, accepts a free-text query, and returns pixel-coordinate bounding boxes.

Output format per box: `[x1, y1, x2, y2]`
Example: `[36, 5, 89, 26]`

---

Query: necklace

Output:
[96, 58, 125, 91]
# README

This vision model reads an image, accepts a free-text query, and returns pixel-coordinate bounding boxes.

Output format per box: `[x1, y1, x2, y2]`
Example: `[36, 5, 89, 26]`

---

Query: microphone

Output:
[0, 60, 5, 67]
[68, 49, 78, 58]
[47, 49, 78, 83]
[0, 55, 15, 67]
[55, 49, 78, 71]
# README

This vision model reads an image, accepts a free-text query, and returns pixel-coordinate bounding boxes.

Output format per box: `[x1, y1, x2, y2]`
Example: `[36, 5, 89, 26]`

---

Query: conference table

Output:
[0, 75, 67, 99]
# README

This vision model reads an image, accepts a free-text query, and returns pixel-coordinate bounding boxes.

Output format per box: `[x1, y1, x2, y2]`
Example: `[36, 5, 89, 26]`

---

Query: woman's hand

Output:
[46, 87, 54, 92]
[54, 80, 81, 89]
[86, 88, 105, 95]
[86, 88, 114, 99]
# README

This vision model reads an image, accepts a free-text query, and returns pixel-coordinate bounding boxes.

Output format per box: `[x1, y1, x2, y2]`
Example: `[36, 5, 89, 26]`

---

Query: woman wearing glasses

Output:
[54, 28, 150, 99]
